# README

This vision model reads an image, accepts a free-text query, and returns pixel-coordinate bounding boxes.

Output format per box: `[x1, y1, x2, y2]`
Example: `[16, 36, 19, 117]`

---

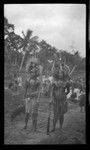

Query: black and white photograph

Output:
[4, 4, 86, 144]
[89, 3, 90, 107]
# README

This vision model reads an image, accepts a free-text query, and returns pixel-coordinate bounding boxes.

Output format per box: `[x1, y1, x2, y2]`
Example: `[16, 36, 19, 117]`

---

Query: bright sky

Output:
[4, 4, 86, 57]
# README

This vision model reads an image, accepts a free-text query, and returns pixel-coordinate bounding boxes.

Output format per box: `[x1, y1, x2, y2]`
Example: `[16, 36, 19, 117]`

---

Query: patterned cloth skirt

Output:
[53, 98, 67, 117]
[25, 95, 39, 115]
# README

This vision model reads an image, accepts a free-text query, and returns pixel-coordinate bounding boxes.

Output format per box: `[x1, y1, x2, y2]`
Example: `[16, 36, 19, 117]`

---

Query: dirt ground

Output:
[4, 96, 85, 145]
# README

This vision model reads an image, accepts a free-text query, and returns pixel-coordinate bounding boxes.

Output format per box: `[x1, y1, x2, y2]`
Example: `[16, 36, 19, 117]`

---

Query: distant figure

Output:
[79, 92, 86, 112]
[4, 88, 13, 114]
[4, 88, 13, 101]
[8, 81, 13, 90]
[18, 76, 22, 87]
[74, 88, 81, 100]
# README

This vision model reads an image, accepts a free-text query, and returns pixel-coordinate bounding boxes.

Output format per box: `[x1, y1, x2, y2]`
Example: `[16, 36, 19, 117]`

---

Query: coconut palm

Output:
[19, 29, 39, 71]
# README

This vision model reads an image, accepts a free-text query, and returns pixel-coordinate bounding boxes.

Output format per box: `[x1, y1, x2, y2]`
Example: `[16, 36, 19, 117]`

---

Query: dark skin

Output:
[23, 64, 41, 130]
[51, 61, 70, 132]
[50, 82, 67, 132]
[65, 81, 71, 95]
[23, 78, 30, 129]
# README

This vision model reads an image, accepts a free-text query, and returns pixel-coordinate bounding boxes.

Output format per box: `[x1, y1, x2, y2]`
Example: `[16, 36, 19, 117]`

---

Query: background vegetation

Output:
[4, 17, 86, 84]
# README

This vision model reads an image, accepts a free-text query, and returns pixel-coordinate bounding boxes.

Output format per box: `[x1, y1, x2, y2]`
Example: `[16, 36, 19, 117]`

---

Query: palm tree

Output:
[19, 29, 39, 71]
[4, 17, 39, 71]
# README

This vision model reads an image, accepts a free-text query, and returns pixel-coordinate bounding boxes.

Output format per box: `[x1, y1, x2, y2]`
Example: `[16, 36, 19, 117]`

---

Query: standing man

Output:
[23, 57, 43, 131]
[50, 54, 71, 131]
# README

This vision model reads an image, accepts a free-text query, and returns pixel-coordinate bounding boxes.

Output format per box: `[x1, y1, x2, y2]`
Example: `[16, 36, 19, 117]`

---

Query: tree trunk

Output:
[19, 52, 26, 71]
[14, 57, 17, 66]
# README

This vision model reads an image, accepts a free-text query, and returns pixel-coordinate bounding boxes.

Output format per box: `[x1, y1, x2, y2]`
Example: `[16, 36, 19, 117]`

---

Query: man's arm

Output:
[24, 81, 28, 98]
[49, 84, 54, 104]
[65, 81, 70, 95]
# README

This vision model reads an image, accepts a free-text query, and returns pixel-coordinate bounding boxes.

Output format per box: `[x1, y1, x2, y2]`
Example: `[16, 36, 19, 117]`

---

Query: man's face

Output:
[54, 54, 58, 60]
[61, 61, 65, 66]
[31, 62, 33, 65]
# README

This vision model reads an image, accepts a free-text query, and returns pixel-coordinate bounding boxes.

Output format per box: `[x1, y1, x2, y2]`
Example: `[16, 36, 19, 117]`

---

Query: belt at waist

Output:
[25, 92, 39, 98]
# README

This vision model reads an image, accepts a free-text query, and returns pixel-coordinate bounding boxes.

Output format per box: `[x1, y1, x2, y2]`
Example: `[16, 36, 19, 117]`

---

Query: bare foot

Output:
[46, 131, 50, 135]
[51, 128, 55, 132]
[23, 126, 27, 130]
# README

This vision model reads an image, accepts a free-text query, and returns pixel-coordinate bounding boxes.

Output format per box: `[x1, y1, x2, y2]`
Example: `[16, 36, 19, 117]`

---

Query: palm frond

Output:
[31, 36, 39, 42]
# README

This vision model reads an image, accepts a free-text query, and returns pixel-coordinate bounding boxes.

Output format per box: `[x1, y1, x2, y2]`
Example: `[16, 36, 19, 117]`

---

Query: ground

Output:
[4, 94, 85, 144]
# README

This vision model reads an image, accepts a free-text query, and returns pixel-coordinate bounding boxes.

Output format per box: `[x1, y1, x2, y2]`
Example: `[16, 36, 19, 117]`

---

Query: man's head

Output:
[60, 58, 65, 66]
[30, 79, 35, 84]
[54, 53, 59, 62]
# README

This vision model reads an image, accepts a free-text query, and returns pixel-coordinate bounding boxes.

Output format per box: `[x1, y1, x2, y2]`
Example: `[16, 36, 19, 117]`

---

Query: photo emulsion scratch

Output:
[4, 4, 86, 144]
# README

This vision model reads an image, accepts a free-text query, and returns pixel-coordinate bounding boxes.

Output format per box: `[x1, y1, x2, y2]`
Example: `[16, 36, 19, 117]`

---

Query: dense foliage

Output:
[4, 17, 85, 80]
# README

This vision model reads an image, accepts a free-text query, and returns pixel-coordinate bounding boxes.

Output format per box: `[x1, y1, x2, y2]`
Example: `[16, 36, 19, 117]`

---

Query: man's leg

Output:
[59, 114, 64, 129]
[24, 112, 29, 129]
[80, 106, 83, 112]
[32, 113, 38, 131]
[84, 104, 86, 112]
[52, 116, 58, 132]
[23, 98, 30, 129]
[52, 105, 58, 132]
[34, 113, 38, 131]
[32, 102, 39, 131]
